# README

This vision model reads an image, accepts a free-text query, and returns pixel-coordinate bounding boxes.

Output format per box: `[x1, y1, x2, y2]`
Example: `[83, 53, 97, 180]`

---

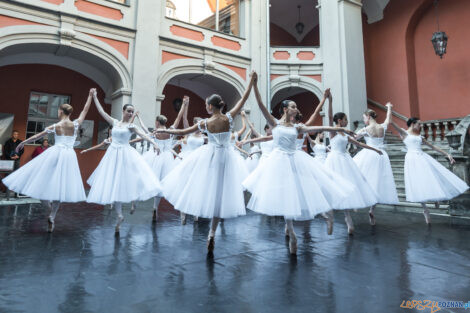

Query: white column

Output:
[318, 0, 367, 127]
[131, 0, 162, 127]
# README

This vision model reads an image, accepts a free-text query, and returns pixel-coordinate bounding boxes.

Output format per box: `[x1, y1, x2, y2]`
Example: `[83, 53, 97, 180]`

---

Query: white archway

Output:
[0, 26, 132, 97]
[270, 75, 324, 103]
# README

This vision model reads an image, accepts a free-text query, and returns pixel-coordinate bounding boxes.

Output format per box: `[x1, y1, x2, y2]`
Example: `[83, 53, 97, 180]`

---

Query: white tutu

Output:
[403, 134, 468, 202]
[162, 113, 247, 219]
[3, 122, 85, 202]
[312, 143, 327, 164]
[144, 137, 176, 180]
[243, 124, 355, 220]
[324, 134, 378, 209]
[258, 140, 274, 165]
[87, 120, 162, 204]
[353, 127, 399, 205]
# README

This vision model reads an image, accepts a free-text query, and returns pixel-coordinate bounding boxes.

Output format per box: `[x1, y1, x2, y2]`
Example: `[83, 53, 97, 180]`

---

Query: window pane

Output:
[27, 121, 36, 132]
[166, 0, 217, 32]
[29, 93, 40, 115]
[218, 0, 239, 36]
[38, 104, 48, 116]
[36, 122, 45, 132]
[49, 95, 69, 118]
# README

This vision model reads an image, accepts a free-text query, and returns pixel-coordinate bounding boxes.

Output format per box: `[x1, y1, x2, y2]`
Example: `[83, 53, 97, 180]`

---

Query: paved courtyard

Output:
[1, 200, 469, 313]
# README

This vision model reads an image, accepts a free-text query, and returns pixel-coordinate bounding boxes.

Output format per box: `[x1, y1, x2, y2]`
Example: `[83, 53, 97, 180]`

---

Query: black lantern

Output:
[431, 0, 448, 58]
[295, 5, 304, 35]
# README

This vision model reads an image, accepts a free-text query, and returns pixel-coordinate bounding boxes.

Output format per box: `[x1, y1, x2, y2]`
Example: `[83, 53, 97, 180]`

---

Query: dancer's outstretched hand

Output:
[447, 153, 456, 164]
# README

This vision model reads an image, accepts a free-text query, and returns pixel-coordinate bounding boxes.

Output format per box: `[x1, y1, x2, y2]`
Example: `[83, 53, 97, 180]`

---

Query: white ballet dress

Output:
[295, 134, 305, 151]
[143, 135, 176, 180]
[353, 125, 399, 205]
[324, 134, 378, 209]
[161, 113, 247, 219]
[243, 123, 355, 220]
[258, 140, 274, 165]
[87, 119, 162, 204]
[403, 134, 468, 202]
[179, 134, 204, 159]
[245, 145, 261, 172]
[312, 144, 328, 163]
[3, 121, 86, 202]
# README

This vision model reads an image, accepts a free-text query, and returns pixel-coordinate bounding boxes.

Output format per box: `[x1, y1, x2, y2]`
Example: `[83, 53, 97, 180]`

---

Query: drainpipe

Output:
[266, 0, 271, 112]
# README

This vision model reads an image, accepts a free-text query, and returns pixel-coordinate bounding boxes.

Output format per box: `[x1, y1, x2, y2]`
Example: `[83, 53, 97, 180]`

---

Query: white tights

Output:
[208, 217, 221, 238]
[42, 201, 60, 222]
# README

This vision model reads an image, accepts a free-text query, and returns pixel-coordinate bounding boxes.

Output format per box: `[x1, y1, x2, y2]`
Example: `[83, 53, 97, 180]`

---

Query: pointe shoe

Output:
[285, 225, 289, 237]
[369, 212, 376, 226]
[181, 213, 187, 225]
[152, 209, 157, 223]
[345, 216, 355, 236]
[423, 210, 431, 225]
[289, 233, 297, 255]
[115, 215, 124, 234]
[47, 217, 55, 233]
[130, 205, 135, 215]
[207, 236, 215, 253]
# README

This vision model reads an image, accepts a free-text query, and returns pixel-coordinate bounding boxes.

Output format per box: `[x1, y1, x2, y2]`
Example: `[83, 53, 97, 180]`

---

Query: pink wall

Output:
[363, 0, 469, 123]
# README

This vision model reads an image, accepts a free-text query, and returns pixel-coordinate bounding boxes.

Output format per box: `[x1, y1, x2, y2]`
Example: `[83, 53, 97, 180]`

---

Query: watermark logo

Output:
[401, 300, 470, 313]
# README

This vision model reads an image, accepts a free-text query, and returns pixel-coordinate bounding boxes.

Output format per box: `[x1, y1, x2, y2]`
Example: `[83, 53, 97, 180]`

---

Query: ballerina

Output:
[156, 72, 256, 254]
[3, 89, 93, 232]
[391, 117, 468, 224]
[324, 92, 382, 235]
[306, 133, 329, 163]
[243, 74, 357, 254]
[242, 130, 262, 172]
[353, 103, 399, 225]
[178, 99, 206, 160]
[86, 90, 162, 235]
[133, 97, 187, 222]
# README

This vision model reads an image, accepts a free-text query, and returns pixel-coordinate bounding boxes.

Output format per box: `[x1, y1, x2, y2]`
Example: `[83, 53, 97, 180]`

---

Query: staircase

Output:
[377, 132, 453, 214]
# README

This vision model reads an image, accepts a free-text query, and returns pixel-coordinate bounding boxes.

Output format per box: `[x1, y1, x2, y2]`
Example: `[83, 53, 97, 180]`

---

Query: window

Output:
[166, 0, 240, 37]
[27, 92, 70, 143]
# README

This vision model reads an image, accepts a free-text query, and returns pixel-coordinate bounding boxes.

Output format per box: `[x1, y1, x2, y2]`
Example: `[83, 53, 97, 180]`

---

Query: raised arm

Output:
[132, 126, 160, 153]
[423, 138, 455, 164]
[156, 123, 199, 136]
[92, 89, 114, 125]
[348, 136, 383, 155]
[234, 144, 250, 157]
[183, 96, 190, 128]
[172, 95, 189, 129]
[252, 73, 277, 127]
[384, 102, 393, 126]
[305, 88, 330, 126]
[229, 71, 255, 117]
[135, 114, 151, 135]
[327, 92, 333, 127]
[246, 115, 261, 138]
[241, 129, 252, 143]
[236, 111, 247, 138]
[76, 88, 94, 125]
[391, 121, 408, 139]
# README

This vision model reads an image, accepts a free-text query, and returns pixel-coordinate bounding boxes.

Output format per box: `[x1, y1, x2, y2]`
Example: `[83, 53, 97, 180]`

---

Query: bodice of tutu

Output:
[154, 136, 173, 151]
[404, 134, 423, 153]
[295, 134, 305, 150]
[110, 120, 133, 146]
[360, 125, 386, 149]
[313, 144, 327, 157]
[260, 140, 273, 155]
[186, 135, 204, 151]
[199, 113, 234, 148]
[48, 121, 79, 149]
[330, 134, 349, 153]
[272, 125, 298, 153]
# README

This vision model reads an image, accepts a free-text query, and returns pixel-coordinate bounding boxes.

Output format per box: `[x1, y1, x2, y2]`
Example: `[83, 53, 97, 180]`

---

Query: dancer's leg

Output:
[207, 217, 221, 253]
[322, 210, 334, 235]
[369, 205, 376, 226]
[152, 197, 161, 222]
[344, 210, 355, 235]
[285, 219, 297, 255]
[114, 202, 124, 234]
[130, 202, 136, 215]
[180, 212, 187, 225]
[422, 203, 431, 224]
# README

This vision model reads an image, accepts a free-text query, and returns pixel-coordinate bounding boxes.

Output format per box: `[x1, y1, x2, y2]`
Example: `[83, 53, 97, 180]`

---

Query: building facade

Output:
[0, 0, 468, 184]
